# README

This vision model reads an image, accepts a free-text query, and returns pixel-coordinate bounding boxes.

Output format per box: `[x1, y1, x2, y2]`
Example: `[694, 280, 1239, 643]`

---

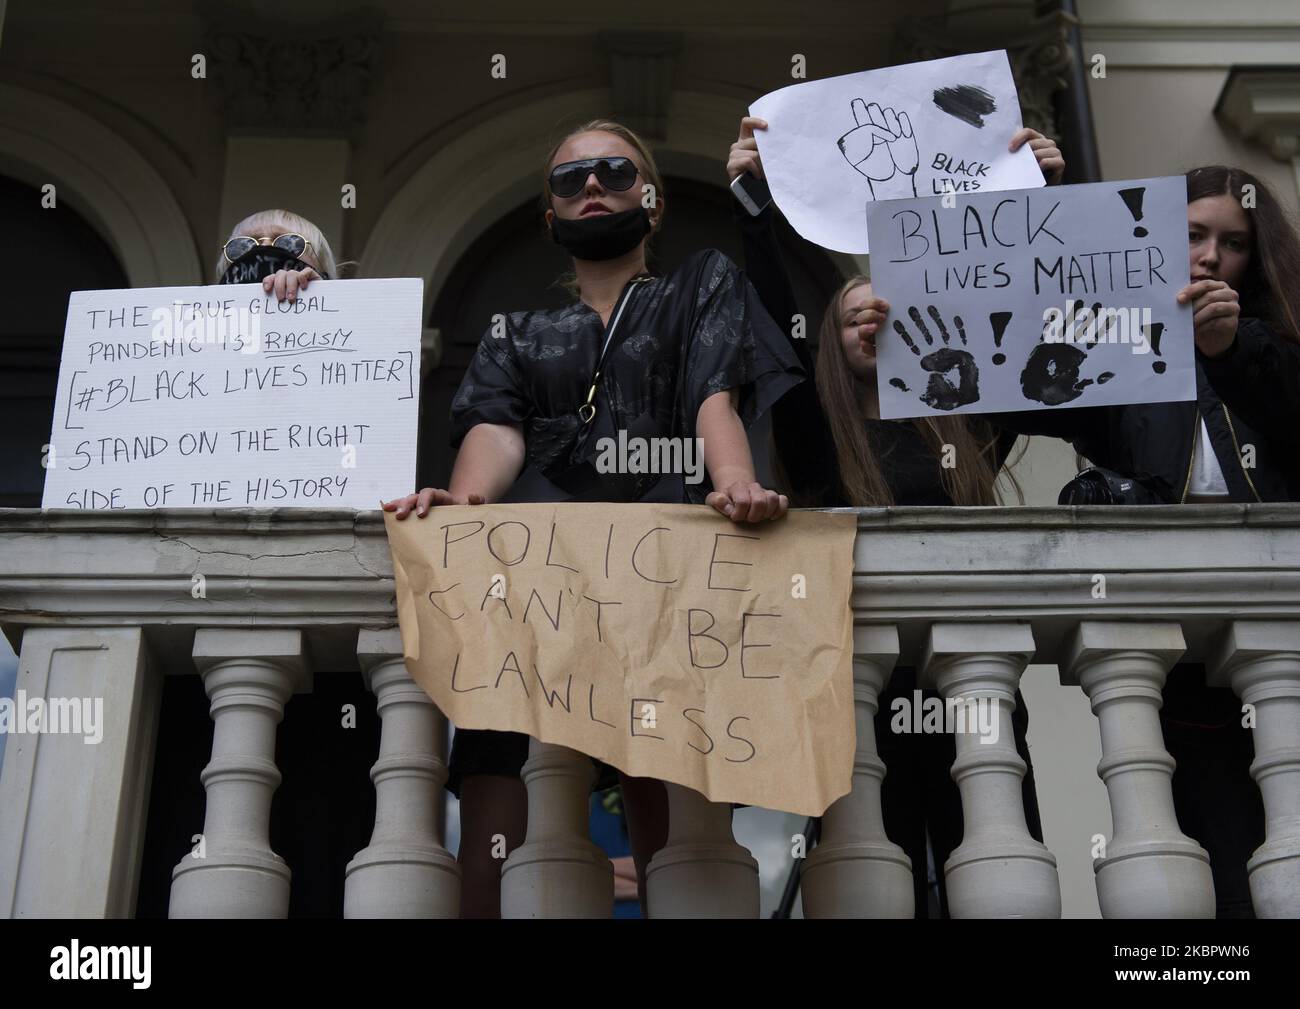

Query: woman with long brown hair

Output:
[971, 164, 1300, 916]
[385, 119, 802, 917]
[728, 116, 1062, 916]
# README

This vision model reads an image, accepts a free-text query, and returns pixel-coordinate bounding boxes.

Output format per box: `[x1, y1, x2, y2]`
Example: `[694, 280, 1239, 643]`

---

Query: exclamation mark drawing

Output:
[989, 311, 1012, 365]
[1143, 321, 1166, 373]
[1118, 187, 1149, 237]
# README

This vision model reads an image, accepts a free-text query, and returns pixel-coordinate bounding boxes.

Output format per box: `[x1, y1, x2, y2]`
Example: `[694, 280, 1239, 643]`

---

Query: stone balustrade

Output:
[2, 504, 1298, 918]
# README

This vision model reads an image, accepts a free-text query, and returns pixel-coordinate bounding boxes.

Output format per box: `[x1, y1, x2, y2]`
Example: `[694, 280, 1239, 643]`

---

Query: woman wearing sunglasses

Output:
[217, 209, 337, 302]
[384, 119, 803, 916]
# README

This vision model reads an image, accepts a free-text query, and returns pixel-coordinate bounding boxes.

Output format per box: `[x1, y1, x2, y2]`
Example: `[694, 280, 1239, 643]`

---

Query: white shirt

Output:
[1186, 418, 1230, 501]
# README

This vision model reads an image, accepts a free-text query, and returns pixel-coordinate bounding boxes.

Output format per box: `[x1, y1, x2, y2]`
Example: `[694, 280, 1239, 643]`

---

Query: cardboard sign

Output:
[865, 176, 1195, 419]
[751, 50, 1043, 253]
[386, 502, 858, 816]
[41, 278, 422, 509]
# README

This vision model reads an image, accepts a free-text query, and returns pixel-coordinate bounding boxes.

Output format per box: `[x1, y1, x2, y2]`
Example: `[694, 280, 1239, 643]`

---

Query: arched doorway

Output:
[420, 175, 842, 489]
[0, 175, 129, 507]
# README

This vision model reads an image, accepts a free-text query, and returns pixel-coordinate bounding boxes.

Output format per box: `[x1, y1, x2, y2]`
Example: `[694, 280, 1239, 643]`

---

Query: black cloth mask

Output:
[220, 244, 327, 285]
[549, 206, 651, 261]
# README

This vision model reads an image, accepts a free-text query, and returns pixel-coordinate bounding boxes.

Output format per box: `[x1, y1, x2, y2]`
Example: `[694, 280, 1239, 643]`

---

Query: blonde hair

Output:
[215, 209, 339, 281]
[540, 119, 665, 295]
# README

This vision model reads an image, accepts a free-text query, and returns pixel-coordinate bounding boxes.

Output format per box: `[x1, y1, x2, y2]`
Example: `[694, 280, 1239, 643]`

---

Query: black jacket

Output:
[995, 317, 1300, 504]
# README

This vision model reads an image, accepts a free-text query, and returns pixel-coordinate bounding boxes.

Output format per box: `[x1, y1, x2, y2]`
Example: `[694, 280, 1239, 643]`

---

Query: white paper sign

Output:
[865, 176, 1195, 420]
[750, 50, 1044, 253]
[42, 278, 422, 509]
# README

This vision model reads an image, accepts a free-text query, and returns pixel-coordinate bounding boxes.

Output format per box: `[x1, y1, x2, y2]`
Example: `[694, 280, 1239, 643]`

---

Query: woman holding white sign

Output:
[969, 165, 1300, 917]
[727, 115, 1062, 917]
[384, 120, 804, 917]
[217, 208, 337, 301]
[833, 163, 1299, 916]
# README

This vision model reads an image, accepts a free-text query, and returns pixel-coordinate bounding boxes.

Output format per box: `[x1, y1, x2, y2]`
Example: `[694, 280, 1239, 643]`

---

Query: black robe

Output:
[449, 248, 802, 505]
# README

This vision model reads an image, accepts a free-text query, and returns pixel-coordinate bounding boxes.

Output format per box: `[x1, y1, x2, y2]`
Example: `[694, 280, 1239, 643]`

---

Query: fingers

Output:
[1177, 279, 1229, 303]
[866, 101, 888, 131]
[738, 115, 768, 140]
[851, 98, 868, 127]
[263, 268, 320, 302]
[898, 110, 913, 138]
[1008, 127, 1040, 152]
[384, 487, 469, 519]
[713, 483, 788, 523]
[884, 106, 901, 139]
[728, 146, 764, 181]
[1194, 301, 1240, 324]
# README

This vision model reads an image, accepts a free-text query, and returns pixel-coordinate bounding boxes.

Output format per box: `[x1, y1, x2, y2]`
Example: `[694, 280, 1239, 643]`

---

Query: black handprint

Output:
[1019, 302, 1116, 406]
[892, 306, 979, 411]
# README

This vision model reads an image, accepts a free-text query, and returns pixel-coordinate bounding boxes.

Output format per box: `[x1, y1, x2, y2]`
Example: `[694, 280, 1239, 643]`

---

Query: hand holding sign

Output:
[838, 100, 919, 200]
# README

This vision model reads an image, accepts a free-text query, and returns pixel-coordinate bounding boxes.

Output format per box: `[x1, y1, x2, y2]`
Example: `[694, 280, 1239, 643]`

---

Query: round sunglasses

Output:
[548, 156, 640, 199]
[222, 233, 314, 264]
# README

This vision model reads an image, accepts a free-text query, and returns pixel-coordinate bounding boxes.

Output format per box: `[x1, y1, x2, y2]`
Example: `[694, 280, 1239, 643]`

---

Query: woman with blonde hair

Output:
[385, 119, 803, 916]
[217, 208, 337, 302]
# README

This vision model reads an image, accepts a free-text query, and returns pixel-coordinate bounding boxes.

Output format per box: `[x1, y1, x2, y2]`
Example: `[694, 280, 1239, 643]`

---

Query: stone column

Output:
[646, 782, 759, 918]
[1061, 621, 1214, 918]
[344, 628, 459, 918]
[802, 624, 912, 918]
[0, 626, 160, 917]
[919, 622, 1061, 918]
[169, 628, 309, 918]
[499, 739, 613, 918]
[1207, 620, 1300, 918]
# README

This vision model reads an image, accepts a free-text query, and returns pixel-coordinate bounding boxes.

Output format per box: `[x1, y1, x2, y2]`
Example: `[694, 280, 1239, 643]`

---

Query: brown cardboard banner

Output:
[384, 502, 857, 815]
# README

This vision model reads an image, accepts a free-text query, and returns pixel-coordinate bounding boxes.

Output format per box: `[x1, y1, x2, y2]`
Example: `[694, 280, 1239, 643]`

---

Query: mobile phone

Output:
[730, 171, 772, 216]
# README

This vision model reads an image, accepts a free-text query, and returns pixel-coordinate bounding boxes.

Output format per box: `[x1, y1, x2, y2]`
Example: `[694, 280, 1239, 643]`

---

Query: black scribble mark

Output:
[892, 306, 978, 411]
[838, 99, 919, 200]
[889, 377, 910, 392]
[932, 84, 997, 128]
[1118, 187, 1149, 238]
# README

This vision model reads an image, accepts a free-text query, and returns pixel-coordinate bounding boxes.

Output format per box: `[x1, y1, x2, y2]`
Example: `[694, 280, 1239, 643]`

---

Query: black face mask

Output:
[220, 245, 327, 285]
[549, 206, 651, 261]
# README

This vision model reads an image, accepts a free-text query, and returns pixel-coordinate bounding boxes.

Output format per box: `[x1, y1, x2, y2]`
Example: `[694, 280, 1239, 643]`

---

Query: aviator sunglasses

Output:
[548, 156, 640, 199]
[222, 232, 314, 265]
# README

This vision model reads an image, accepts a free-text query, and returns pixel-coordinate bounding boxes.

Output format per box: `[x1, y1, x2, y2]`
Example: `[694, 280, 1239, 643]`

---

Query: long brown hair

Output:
[1186, 166, 1300, 343]
[808, 275, 1021, 507]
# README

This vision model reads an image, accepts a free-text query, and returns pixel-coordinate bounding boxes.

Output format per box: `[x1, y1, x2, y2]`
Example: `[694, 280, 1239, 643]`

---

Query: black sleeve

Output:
[682, 248, 804, 439]
[1199, 317, 1300, 448]
[735, 201, 841, 504]
[448, 327, 530, 448]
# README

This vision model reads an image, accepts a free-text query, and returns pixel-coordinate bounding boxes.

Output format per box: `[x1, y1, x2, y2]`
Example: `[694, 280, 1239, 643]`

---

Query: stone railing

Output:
[1, 505, 1297, 918]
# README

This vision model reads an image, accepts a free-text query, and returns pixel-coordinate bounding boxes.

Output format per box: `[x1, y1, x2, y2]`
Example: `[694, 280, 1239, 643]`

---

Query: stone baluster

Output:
[802, 624, 912, 918]
[1061, 621, 1214, 918]
[169, 629, 309, 918]
[1207, 620, 1300, 918]
[645, 782, 759, 918]
[919, 622, 1061, 918]
[499, 739, 612, 918]
[344, 629, 459, 918]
